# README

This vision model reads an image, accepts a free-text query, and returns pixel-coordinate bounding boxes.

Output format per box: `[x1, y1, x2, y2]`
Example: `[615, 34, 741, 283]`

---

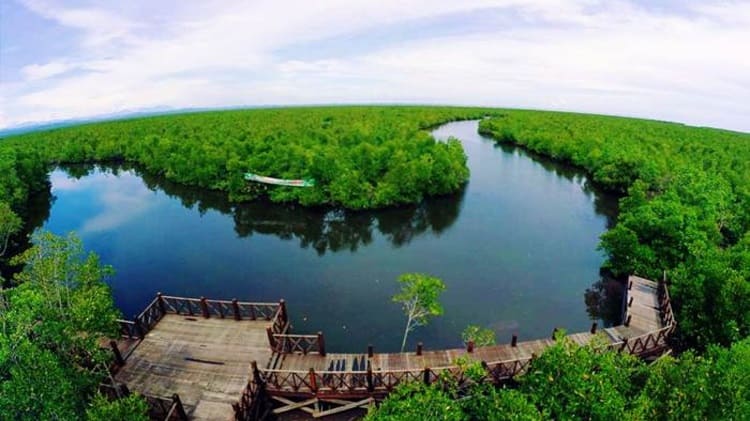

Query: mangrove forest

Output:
[1, 106, 749, 420]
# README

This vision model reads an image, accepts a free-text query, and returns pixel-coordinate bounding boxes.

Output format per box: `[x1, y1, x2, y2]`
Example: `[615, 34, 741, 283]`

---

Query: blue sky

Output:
[1, 0, 748, 131]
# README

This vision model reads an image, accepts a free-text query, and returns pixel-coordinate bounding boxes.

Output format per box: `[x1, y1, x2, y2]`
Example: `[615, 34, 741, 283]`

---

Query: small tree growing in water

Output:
[393, 273, 446, 352]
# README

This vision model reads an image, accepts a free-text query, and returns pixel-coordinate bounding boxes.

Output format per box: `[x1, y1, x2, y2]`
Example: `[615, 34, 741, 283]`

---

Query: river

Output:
[40, 120, 619, 352]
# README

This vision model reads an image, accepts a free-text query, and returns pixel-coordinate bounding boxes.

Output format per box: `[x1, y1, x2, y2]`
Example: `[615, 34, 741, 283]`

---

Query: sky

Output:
[1, 0, 749, 132]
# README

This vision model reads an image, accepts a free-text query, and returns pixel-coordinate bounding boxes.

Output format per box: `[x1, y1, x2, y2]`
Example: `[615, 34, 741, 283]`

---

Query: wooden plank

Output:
[114, 314, 273, 420]
[313, 398, 373, 418]
[272, 397, 317, 415]
[272, 396, 315, 415]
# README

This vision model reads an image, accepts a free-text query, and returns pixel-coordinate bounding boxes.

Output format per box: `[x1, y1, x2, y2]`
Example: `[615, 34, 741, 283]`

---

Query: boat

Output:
[244, 172, 315, 187]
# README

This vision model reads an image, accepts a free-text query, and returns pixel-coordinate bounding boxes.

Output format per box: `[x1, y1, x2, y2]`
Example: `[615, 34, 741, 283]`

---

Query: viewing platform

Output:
[105, 275, 675, 419]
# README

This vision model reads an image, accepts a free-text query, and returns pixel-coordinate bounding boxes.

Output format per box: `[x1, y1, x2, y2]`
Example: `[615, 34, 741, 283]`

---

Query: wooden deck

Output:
[256, 275, 675, 418]
[114, 314, 272, 420]
[271, 276, 667, 375]
[106, 275, 675, 419]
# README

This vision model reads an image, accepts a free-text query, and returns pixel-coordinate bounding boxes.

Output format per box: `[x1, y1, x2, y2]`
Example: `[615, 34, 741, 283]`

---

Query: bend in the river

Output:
[38, 120, 620, 352]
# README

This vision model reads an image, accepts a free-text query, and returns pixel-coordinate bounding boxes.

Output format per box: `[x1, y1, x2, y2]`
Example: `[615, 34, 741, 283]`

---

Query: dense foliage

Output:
[0, 106, 495, 212]
[0, 106, 497, 278]
[0, 232, 147, 420]
[480, 111, 750, 349]
[2, 107, 749, 418]
[367, 336, 750, 420]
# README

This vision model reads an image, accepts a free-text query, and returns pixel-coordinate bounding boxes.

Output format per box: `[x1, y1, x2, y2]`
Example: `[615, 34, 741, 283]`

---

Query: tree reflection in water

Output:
[58, 163, 466, 256]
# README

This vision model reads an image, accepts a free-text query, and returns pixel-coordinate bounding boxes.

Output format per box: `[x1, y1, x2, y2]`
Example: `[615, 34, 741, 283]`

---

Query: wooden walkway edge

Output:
[106, 275, 675, 419]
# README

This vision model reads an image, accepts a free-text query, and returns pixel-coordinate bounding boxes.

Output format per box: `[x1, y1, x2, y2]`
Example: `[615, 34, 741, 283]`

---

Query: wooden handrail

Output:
[159, 295, 278, 307]
[272, 333, 322, 355]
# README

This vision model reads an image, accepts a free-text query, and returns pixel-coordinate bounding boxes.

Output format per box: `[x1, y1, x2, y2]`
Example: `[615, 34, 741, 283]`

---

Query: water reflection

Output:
[52, 169, 156, 234]
[494, 143, 619, 228]
[584, 277, 625, 327]
[59, 163, 466, 255]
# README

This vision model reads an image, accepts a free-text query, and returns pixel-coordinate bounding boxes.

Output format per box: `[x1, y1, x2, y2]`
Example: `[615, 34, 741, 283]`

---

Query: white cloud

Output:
[2, 0, 749, 131]
[19, 0, 137, 47]
[21, 60, 73, 81]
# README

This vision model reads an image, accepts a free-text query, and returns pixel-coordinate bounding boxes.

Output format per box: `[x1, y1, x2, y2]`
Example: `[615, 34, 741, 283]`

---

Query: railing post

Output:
[511, 334, 518, 347]
[278, 299, 287, 323]
[232, 298, 241, 321]
[625, 314, 632, 327]
[317, 331, 326, 357]
[172, 394, 188, 420]
[423, 368, 431, 385]
[200, 297, 210, 319]
[251, 360, 262, 385]
[416, 342, 423, 356]
[185, 298, 194, 316]
[628, 296, 634, 307]
[157, 292, 166, 314]
[309, 368, 318, 393]
[590, 322, 598, 334]
[367, 344, 374, 358]
[467, 340, 474, 353]
[266, 327, 276, 350]
[109, 340, 124, 366]
[366, 366, 374, 393]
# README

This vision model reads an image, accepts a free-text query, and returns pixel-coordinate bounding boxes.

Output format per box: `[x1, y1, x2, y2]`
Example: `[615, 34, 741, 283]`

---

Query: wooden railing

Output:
[99, 379, 188, 420]
[145, 394, 189, 421]
[257, 356, 536, 398]
[659, 280, 676, 328]
[257, 279, 677, 398]
[117, 319, 139, 339]
[270, 303, 288, 334]
[608, 278, 676, 358]
[112, 294, 285, 367]
[234, 362, 272, 421]
[121, 294, 283, 339]
[272, 333, 325, 355]
[135, 295, 165, 334]
[159, 294, 281, 321]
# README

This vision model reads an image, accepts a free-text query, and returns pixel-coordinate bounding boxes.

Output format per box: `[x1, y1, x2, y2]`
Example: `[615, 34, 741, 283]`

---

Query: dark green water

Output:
[41, 120, 619, 352]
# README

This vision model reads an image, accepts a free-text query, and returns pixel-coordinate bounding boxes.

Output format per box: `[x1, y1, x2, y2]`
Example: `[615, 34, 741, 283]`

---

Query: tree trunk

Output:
[400, 313, 413, 352]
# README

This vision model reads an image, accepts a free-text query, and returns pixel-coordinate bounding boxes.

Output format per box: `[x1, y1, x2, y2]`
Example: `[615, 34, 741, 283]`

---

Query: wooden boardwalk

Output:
[254, 276, 675, 417]
[106, 275, 675, 419]
[114, 315, 272, 420]
[106, 295, 286, 420]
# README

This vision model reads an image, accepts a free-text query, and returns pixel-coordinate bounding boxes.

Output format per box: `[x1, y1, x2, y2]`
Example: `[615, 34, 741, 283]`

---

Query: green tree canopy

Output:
[393, 272, 446, 352]
[0, 231, 146, 419]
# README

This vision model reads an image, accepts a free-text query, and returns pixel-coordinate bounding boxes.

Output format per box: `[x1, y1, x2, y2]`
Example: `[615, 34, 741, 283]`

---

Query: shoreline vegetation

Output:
[1, 106, 749, 419]
[0, 106, 497, 212]
[479, 111, 750, 350]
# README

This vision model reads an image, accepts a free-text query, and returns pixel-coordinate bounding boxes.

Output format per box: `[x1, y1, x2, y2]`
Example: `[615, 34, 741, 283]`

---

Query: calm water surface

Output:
[41, 120, 618, 352]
